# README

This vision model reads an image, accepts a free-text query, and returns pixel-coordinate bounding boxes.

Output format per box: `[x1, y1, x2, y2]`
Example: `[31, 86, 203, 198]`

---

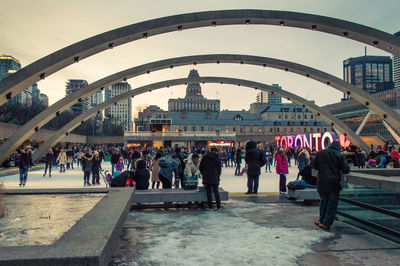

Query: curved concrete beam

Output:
[1, 9, 399, 105]
[0, 54, 394, 163]
[32, 76, 370, 161]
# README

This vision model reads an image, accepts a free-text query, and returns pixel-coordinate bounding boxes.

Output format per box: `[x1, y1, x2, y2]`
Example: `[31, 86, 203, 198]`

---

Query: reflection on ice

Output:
[0, 194, 104, 246]
[126, 201, 331, 266]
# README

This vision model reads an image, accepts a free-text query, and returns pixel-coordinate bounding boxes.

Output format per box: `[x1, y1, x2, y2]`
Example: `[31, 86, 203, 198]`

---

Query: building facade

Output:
[256, 91, 268, 103]
[394, 31, 400, 91]
[65, 79, 90, 112]
[168, 70, 220, 112]
[90, 91, 103, 107]
[104, 82, 132, 131]
[39, 93, 49, 108]
[0, 54, 21, 82]
[268, 84, 283, 105]
[343, 55, 393, 99]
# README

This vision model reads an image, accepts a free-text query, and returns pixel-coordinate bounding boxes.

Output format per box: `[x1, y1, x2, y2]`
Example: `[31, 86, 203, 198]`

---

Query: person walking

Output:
[245, 141, 261, 194]
[110, 150, 120, 175]
[234, 148, 242, 175]
[43, 149, 54, 177]
[313, 141, 350, 230]
[199, 147, 222, 209]
[17, 148, 30, 187]
[151, 152, 162, 189]
[91, 151, 101, 185]
[57, 148, 67, 173]
[275, 147, 289, 195]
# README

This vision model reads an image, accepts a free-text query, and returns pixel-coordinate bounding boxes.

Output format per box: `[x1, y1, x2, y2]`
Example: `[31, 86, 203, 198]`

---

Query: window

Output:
[311, 115, 314, 119]
[270, 128, 273, 132]
[184, 126, 187, 131]
[233, 127, 236, 132]
[317, 128, 320, 132]
[285, 115, 288, 119]
[201, 126, 204, 131]
[297, 115, 300, 119]
[250, 127, 253, 133]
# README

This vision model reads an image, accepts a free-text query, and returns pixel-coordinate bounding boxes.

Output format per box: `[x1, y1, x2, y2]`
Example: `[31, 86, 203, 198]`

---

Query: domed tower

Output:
[185, 69, 204, 99]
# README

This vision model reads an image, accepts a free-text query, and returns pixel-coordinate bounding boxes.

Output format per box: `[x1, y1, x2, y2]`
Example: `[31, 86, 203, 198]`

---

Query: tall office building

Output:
[91, 91, 103, 107]
[256, 91, 268, 103]
[65, 79, 90, 112]
[104, 82, 132, 131]
[394, 31, 400, 91]
[343, 55, 393, 99]
[268, 84, 282, 105]
[0, 54, 21, 82]
[25, 83, 40, 107]
[39, 93, 49, 108]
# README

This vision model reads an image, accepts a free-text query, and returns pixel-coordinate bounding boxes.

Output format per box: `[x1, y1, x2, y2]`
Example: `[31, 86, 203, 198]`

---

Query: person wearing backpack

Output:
[245, 141, 261, 195]
[200, 147, 222, 209]
[172, 147, 185, 188]
[158, 155, 180, 189]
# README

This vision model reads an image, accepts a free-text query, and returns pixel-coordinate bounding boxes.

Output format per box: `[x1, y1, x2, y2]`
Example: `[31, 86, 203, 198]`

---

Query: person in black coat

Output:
[18, 149, 30, 187]
[235, 148, 242, 175]
[245, 141, 261, 194]
[43, 149, 54, 177]
[110, 150, 120, 175]
[172, 147, 186, 188]
[91, 151, 101, 185]
[199, 147, 222, 209]
[133, 159, 150, 190]
[313, 141, 350, 230]
[111, 170, 135, 187]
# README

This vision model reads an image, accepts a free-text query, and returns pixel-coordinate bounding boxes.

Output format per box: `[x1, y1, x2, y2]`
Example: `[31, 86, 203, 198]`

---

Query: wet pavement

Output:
[109, 196, 400, 266]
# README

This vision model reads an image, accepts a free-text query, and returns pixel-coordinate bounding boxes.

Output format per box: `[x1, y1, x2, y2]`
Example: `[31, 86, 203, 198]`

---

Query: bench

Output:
[132, 187, 229, 206]
[287, 188, 319, 202]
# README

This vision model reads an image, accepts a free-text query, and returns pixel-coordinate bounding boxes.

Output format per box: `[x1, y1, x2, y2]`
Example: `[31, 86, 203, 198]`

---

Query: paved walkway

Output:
[1, 162, 300, 192]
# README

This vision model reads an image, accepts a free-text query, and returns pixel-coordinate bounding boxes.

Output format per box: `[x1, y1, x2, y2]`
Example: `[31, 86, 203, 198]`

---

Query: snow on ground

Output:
[1, 162, 299, 192]
[127, 201, 331, 266]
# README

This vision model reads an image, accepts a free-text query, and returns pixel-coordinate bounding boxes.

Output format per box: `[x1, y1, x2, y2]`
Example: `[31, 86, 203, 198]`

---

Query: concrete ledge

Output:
[288, 188, 319, 202]
[347, 172, 400, 193]
[132, 187, 229, 204]
[351, 169, 400, 177]
[4, 187, 110, 195]
[0, 187, 134, 265]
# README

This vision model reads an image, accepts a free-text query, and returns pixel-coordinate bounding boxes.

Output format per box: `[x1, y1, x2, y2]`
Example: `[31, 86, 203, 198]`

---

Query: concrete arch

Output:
[32, 76, 370, 161]
[1, 9, 399, 105]
[0, 54, 394, 163]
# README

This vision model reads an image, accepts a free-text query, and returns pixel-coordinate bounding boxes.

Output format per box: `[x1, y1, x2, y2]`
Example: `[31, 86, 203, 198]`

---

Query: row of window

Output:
[176, 126, 329, 134]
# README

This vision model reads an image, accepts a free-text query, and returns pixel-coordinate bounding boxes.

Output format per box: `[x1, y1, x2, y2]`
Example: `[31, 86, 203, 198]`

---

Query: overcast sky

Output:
[1, 0, 399, 114]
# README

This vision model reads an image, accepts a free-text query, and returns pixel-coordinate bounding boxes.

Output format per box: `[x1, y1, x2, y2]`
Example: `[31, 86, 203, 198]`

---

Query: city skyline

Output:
[0, 0, 399, 114]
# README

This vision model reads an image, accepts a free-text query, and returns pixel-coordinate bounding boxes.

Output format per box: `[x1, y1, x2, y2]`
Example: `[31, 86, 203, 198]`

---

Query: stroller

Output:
[100, 169, 113, 187]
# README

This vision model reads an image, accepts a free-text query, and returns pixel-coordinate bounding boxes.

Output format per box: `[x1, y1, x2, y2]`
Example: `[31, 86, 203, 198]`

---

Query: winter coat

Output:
[116, 162, 124, 171]
[245, 141, 261, 175]
[57, 152, 67, 165]
[45, 152, 54, 165]
[133, 160, 150, 190]
[111, 170, 135, 187]
[18, 152, 30, 170]
[312, 141, 350, 193]
[110, 153, 120, 164]
[199, 151, 222, 185]
[81, 154, 93, 172]
[91, 158, 101, 172]
[275, 152, 289, 175]
[184, 154, 200, 177]
[297, 150, 310, 171]
[236, 149, 242, 164]
[151, 158, 161, 182]
[158, 156, 180, 183]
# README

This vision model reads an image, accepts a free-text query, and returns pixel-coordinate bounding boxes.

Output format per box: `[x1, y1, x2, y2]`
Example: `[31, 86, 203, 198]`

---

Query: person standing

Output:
[43, 149, 54, 177]
[91, 151, 101, 185]
[151, 152, 162, 189]
[234, 148, 242, 176]
[81, 150, 93, 186]
[275, 147, 289, 195]
[110, 150, 120, 175]
[57, 148, 67, 173]
[245, 141, 261, 194]
[199, 147, 222, 209]
[297, 148, 310, 179]
[17, 148, 30, 187]
[313, 141, 350, 230]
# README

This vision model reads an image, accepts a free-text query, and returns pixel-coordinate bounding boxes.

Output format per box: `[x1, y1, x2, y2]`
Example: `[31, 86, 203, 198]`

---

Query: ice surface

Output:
[127, 201, 331, 266]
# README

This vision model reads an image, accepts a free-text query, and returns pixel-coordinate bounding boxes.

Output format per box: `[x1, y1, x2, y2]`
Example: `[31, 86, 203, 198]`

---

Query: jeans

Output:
[205, 183, 221, 209]
[279, 173, 287, 192]
[247, 174, 259, 193]
[318, 192, 340, 227]
[44, 163, 52, 176]
[265, 161, 271, 172]
[235, 163, 241, 175]
[19, 168, 28, 185]
[83, 171, 91, 184]
[298, 179, 316, 188]
[59, 164, 65, 172]
[152, 181, 160, 189]
[92, 170, 100, 184]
